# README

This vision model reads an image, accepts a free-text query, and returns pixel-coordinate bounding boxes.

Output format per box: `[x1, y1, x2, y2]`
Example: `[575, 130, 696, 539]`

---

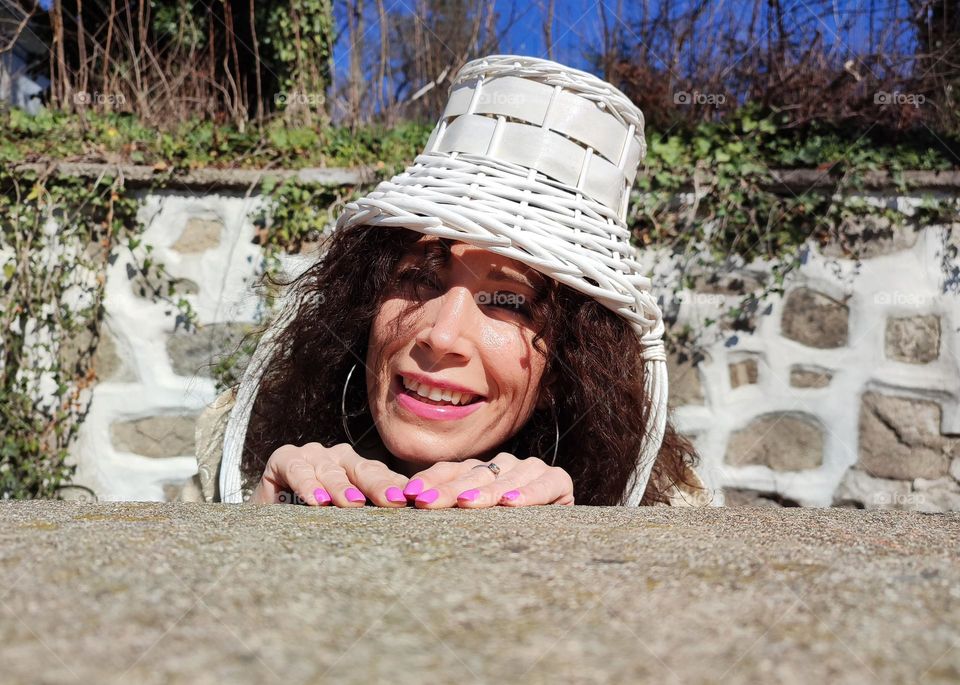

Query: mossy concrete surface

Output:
[0, 502, 957, 684]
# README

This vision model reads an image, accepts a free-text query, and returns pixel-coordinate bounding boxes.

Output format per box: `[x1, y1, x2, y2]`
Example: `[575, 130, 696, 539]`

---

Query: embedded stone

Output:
[131, 272, 199, 299]
[913, 476, 960, 492]
[857, 392, 956, 480]
[728, 358, 759, 388]
[911, 477, 960, 511]
[171, 217, 224, 254]
[166, 322, 256, 379]
[789, 366, 832, 388]
[780, 287, 848, 348]
[725, 413, 824, 471]
[689, 268, 766, 295]
[93, 326, 135, 382]
[884, 315, 940, 364]
[110, 415, 199, 458]
[58, 324, 135, 383]
[666, 348, 705, 406]
[832, 468, 913, 510]
[57, 325, 96, 377]
[820, 215, 918, 259]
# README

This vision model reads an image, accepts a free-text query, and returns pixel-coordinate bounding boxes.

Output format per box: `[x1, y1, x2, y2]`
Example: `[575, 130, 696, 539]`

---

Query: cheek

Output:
[481, 323, 546, 401]
[480, 324, 510, 350]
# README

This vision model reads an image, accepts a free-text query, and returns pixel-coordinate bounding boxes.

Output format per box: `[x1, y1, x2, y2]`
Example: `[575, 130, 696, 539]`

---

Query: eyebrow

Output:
[487, 268, 541, 290]
[409, 238, 545, 290]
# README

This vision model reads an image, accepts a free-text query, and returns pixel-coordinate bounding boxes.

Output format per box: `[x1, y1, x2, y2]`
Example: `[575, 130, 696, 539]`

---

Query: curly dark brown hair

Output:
[239, 223, 702, 505]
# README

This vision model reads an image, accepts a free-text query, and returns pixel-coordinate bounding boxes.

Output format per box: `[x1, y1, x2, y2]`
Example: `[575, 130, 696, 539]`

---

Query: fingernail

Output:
[385, 486, 406, 503]
[403, 478, 424, 497]
[457, 488, 480, 502]
[415, 488, 439, 504]
[501, 490, 520, 502]
[313, 488, 331, 504]
[345, 487, 366, 503]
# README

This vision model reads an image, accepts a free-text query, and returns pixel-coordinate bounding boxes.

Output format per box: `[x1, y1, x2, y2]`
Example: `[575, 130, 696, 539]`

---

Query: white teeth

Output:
[401, 376, 477, 405]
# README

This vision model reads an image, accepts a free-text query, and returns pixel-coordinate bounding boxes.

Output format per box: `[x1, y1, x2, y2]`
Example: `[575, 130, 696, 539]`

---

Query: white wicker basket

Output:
[220, 54, 667, 506]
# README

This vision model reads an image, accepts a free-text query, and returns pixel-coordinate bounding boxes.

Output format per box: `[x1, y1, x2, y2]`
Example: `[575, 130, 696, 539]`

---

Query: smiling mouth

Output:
[397, 374, 485, 407]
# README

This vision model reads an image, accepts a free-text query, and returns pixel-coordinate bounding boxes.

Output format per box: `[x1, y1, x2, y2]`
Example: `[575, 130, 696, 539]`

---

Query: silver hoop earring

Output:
[341, 362, 363, 446]
[548, 400, 559, 467]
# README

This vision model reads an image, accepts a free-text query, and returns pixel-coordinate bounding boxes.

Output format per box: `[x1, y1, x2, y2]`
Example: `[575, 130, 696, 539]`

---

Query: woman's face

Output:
[365, 235, 549, 475]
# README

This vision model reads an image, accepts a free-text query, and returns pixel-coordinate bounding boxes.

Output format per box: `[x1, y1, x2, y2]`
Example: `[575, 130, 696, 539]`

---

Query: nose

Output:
[415, 286, 477, 360]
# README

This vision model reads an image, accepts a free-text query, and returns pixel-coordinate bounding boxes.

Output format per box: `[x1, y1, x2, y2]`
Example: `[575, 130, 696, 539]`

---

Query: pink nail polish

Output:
[415, 488, 439, 504]
[457, 489, 480, 502]
[501, 489, 520, 502]
[403, 478, 424, 497]
[385, 486, 406, 503]
[313, 488, 331, 504]
[345, 487, 366, 503]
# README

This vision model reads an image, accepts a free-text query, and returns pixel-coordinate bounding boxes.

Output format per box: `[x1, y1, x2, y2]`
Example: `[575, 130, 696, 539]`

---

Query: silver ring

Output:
[472, 463, 501, 478]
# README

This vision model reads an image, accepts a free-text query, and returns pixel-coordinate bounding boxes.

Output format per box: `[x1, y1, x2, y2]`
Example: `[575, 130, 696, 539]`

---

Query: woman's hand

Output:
[249, 442, 410, 507]
[401, 453, 575, 508]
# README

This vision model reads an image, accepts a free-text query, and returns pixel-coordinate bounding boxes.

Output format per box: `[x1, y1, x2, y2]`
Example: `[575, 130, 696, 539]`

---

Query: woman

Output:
[182, 55, 708, 508]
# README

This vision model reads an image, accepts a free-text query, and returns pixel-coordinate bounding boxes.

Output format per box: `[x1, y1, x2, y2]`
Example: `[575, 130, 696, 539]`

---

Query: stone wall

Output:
[64, 176, 960, 511]
[68, 190, 308, 501]
[660, 195, 959, 512]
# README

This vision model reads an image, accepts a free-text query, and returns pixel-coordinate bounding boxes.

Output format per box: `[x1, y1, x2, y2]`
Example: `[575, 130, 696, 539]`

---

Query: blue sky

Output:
[329, 0, 917, 90]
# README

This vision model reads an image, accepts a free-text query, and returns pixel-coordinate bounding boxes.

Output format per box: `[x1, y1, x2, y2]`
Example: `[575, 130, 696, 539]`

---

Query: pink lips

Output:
[394, 375, 487, 421]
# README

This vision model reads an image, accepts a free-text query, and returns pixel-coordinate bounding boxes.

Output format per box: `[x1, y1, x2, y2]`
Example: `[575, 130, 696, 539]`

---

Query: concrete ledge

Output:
[1, 502, 957, 683]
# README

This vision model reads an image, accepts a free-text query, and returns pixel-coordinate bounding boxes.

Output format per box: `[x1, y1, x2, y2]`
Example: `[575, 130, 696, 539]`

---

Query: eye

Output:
[397, 268, 442, 297]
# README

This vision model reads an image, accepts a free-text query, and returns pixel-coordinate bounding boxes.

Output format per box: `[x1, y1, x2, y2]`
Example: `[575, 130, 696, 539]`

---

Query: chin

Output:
[382, 425, 487, 465]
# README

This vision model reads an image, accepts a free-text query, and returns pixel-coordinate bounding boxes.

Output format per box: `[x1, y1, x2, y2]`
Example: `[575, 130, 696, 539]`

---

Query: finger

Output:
[294, 443, 368, 507]
[314, 443, 408, 507]
[346, 458, 410, 507]
[401, 459, 483, 502]
[307, 462, 367, 507]
[280, 456, 335, 506]
[496, 467, 575, 507]
[249, 444, 298, 504]
[453, 457, 548, 508]
[415, 454, 524, 509]
[250, 471, 285, 504]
